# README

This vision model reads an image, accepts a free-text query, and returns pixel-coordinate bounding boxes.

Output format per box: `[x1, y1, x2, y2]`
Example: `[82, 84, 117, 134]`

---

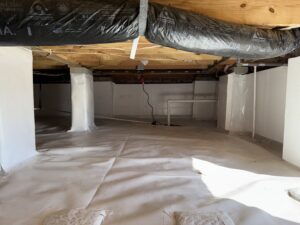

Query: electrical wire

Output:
[141, 82, 157, 125]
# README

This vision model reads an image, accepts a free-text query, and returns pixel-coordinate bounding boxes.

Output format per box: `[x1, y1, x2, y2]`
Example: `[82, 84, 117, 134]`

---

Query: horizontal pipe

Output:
[239, 63, 287, 67]
[168, 99, 216, 103]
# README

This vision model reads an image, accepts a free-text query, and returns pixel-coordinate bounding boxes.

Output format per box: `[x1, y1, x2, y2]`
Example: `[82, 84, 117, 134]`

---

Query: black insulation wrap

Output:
[145, 3, 300, 59]
[0, 0, 139, 46]
[0, 1, 300, 59]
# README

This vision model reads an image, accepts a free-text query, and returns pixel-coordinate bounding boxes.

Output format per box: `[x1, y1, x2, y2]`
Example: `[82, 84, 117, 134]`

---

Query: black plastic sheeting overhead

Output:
[146, 3, 300, 59]
[0, 0, 300, 59]
[0, 0, 139, 45]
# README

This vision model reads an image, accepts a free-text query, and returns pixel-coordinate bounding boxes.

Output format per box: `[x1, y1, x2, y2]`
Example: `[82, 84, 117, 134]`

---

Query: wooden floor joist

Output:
[33, 38, 231, 70]
[32, 47, 82, 68]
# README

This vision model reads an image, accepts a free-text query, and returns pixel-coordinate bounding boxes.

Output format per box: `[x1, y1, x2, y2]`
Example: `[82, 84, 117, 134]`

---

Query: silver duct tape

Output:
[139, 0, 148, 36]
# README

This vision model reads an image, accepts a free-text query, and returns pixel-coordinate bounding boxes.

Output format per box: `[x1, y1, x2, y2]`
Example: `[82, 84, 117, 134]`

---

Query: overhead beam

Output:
[200, 57, 230, 74]
[31, 47, 81, 68]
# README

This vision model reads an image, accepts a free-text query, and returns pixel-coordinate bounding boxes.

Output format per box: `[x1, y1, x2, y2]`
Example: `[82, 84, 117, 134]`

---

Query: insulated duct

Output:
[0, 0, 139, 45]
[0, 1, 300, 59]
[146, 3, 300, 59]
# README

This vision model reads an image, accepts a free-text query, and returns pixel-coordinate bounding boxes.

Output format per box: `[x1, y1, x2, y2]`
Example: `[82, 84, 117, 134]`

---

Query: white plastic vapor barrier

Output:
[218, 68, 287, 143]
[218, 74, 253, 132]
[229, 74, 254, 133]
[34, 82, 218, 120]
[0, 47, 36, 171]
[2, 119, 300, 225]
[69, 67, 96, 132]
[283, 57, 300, 167]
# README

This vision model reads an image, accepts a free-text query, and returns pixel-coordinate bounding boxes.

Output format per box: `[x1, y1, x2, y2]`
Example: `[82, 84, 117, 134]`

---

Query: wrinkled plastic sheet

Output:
[228, 74, 253, 132]
[69, 67, 96, 132]
[1, 118, 300, 225]
[146, 3, 300, 59]
[174, 211, 235, 225]
[0, 0, 139, 46]
[43, 209, 109, 225]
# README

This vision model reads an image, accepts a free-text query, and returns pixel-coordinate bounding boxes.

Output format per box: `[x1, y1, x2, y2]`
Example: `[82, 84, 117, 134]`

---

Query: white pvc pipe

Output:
[167, 101, 170, 126]
[167, 99, 217, 126]
[252, 66, 257, 139]
[168, 99, 216, 103]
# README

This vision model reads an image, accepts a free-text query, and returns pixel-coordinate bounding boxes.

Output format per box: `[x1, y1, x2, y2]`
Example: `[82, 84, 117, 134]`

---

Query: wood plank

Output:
[34, 38, 228, 70]
[33, 57, 66, 69]
[32, 47, 81, 68]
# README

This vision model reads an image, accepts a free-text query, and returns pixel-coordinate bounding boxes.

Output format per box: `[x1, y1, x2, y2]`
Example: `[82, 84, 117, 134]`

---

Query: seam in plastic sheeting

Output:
[139, 0, 148, 36]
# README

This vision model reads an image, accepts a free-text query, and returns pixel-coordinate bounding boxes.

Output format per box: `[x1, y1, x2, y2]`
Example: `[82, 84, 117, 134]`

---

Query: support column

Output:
[69, 67, 96, 132]
[0, 47, 36, 171]
[283, 57, 300, 167]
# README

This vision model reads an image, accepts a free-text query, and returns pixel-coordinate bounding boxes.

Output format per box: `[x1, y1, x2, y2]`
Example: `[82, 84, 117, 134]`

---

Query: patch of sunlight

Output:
[192, 158, 300, 223]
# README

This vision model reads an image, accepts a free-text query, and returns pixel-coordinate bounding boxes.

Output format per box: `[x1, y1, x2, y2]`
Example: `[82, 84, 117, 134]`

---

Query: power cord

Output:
[139, 75, 157, 125]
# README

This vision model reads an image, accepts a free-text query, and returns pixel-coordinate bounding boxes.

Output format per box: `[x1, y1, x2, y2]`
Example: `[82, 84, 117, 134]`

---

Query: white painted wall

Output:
[36, 81, 217, 120]
[218, 67, 287, 143]
[94, 82, 114, 117]
[0, 48, 36, 171]
[283, 57, 300, 167]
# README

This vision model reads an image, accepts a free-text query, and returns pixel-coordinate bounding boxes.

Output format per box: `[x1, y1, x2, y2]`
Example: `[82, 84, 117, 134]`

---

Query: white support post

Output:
[0, 47, 36, 171]
[69, 67, 96, 132]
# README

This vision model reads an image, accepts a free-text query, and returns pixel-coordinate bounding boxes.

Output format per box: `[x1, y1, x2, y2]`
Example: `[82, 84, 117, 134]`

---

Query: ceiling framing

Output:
[33, 0, 300, 73]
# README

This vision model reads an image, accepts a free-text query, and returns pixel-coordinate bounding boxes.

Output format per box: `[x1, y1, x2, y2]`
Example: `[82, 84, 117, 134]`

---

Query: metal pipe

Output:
[95, 116, 149, 124]
[239, 63, 287, 67]
[167, 102, 170, 127]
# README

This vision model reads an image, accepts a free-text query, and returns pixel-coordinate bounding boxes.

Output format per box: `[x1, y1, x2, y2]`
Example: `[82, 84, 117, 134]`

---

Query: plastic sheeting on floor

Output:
[0, 117, 300, 225]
